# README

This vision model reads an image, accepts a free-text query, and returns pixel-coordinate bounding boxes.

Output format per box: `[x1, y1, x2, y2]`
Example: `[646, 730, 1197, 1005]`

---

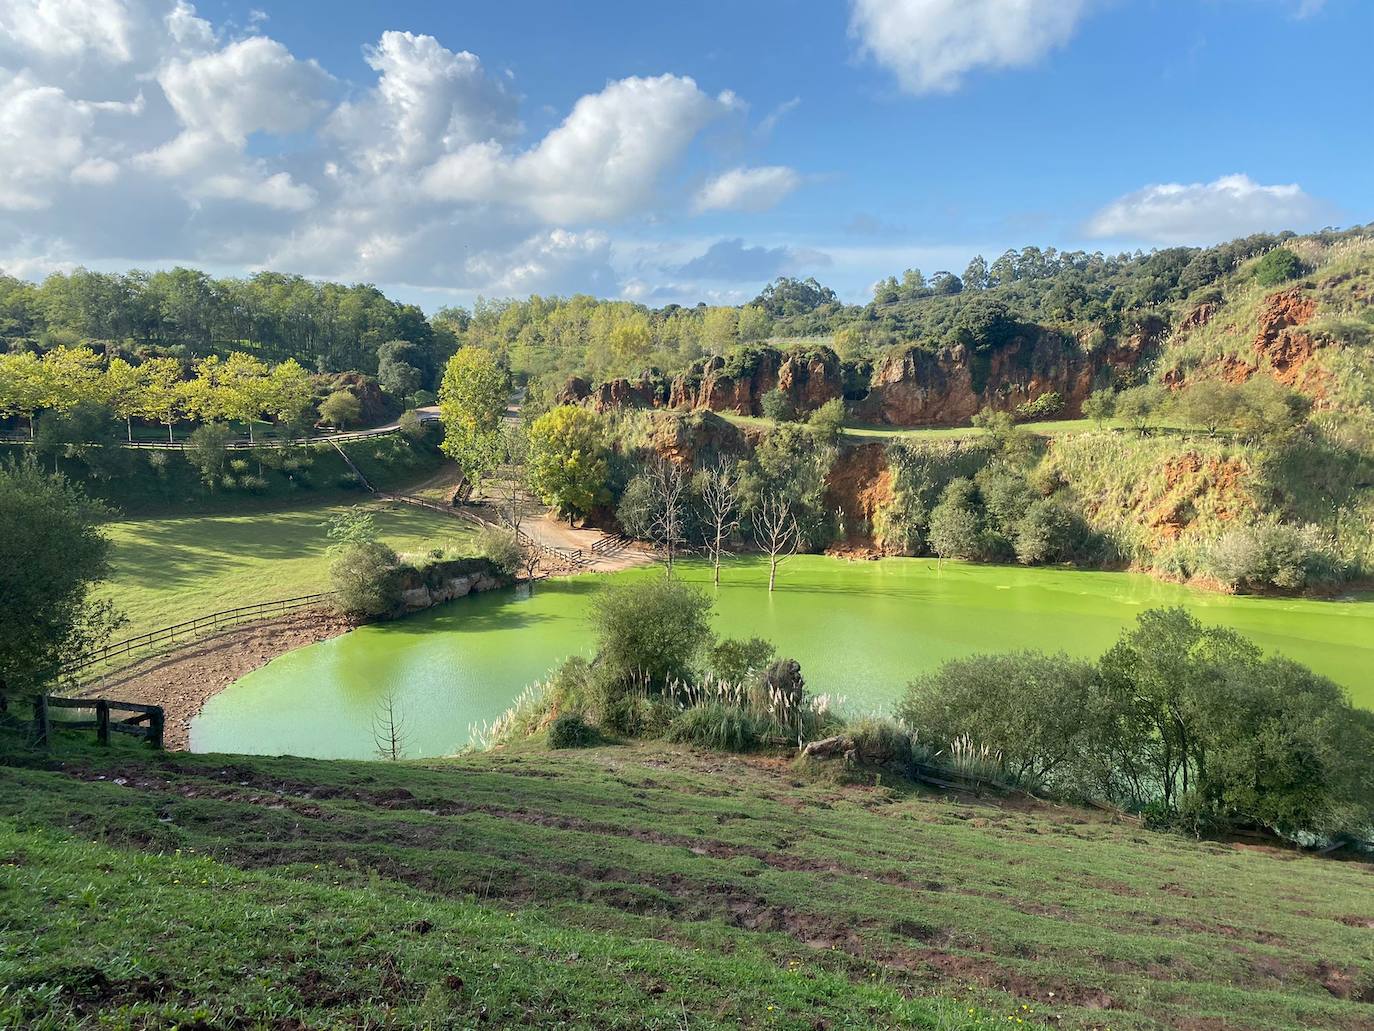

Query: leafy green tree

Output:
[0, 350, 49, 437]
[591, 577, 713, 687]
[759, 387, 795, 423]
[101, 357, 143, 441]
[1081, 388, 1116, 429]
[1253, 247, 1304, 287]
[1012, 499, 1082, 564]
[439, 346, 509, 485]
[187, 422, 232, 486]
[326, 510, 400, 616]
[927, 478, 985, 561]
[1233, 377, 1308, 441]
[319, 390, 361, 429]
[736, 304, 772, 343]
[1114, 383, 1164, 434]
[1173, 380, 1243, 436]
[900, 652, 1100, 785]
[33, 403, 127, 478]
[265, 358, 314, 431]
[807, 398, 846, 444]
[134, 356, 189, 442]
[708, 637, 776, 685]
[744, 423, 834, 547]
[526, 405, 609, 522]
[0, 459, 123, 704]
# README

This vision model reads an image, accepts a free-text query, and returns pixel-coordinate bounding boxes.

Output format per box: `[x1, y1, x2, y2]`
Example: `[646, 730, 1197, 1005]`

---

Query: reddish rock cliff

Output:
[854, 331, 1145, 427]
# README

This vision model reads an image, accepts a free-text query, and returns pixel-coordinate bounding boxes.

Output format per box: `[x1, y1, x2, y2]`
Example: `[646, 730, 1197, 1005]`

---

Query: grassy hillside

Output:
[0, 430, 446, 517]
[2, 732, 1371, 1029]
[97, 498, 476, 640]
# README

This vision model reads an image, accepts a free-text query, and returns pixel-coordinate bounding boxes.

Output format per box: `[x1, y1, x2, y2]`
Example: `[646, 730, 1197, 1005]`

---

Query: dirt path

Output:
[519, 513, 655, 573]
[75, 611, 359, 750]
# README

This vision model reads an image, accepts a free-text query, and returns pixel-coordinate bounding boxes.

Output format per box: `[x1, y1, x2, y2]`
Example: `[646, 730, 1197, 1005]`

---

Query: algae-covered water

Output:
[192, 557, 1374, 759]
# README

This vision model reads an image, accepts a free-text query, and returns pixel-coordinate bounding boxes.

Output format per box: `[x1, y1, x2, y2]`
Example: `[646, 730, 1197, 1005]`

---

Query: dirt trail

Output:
[519, 513, 655, 573]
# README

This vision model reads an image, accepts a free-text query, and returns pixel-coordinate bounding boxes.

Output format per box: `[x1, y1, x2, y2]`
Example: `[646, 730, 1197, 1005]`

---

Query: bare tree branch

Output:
[699, 457, 742, 586]
[372, 691, 409, 761]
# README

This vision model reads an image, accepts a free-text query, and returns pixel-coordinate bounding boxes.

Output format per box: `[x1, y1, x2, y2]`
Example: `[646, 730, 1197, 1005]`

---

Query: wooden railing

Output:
[379, 492, 590, 569]
[36, 695, 164, 749]
[63, 592, 337, 677]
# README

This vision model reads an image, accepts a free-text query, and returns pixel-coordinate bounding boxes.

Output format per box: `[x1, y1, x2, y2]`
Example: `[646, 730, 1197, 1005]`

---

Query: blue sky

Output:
[0, 0, 1369, 310]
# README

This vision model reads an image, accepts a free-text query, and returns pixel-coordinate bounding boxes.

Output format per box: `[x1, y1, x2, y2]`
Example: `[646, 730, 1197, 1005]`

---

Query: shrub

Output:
[927, 478, 987, 560]
[547, 712, 597, 749]
[667, 703, 763, 752]
[397, 409, 426, 440]
[806, 398, 846, 444]
[330, 540, 401, 616]
[239, 474, 268, 494]
[591, 577, 713, 686]
[1014, 391, 1063, 421]
[1205, 523, 1339, 590]
[759, 388, 795, 423]
[475, 525, 521, 576]
[319, 390, 362, 429]
[1253, 247, 1305, 287]
[708, 637, 776, 684]
[899, 651, 1099, 788]
[229, 458, 250, 475]
[1012, 499, 1084, 564]
[845, 716, 912, 770]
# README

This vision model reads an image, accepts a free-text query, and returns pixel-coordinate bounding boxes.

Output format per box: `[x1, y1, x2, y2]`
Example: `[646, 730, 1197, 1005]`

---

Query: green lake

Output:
[192, 557, 1374, 760]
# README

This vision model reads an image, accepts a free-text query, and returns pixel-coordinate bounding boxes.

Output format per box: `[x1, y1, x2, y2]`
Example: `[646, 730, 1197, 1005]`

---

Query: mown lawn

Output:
[1, 734, 1370, 1029]
[96, 498, 476, 640]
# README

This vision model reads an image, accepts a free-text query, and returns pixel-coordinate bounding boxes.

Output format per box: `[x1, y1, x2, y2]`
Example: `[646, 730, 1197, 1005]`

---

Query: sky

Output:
[0, 0, 1369, 311]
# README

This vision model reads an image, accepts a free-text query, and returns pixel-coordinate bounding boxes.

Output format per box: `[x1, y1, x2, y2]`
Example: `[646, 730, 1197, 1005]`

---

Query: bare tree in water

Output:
[372, 691, 409, 761]
[753, 494, 800, 592]
[698, 457, 741, 586]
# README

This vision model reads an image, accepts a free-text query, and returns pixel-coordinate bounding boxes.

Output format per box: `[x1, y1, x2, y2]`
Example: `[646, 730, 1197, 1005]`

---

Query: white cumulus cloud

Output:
[1085, 174, 1329, 244]
[850, 0, 1094, 94]
[422, 74, 738, 222]
[694, 166, 801, 213]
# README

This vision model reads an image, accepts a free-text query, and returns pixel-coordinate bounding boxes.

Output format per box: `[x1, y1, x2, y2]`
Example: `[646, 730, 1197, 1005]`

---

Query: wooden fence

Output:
[63, 592, 337, 677]
[0, 423, 423, 451]
[36, 695, 164, 749]
[379, 491, 590, 569]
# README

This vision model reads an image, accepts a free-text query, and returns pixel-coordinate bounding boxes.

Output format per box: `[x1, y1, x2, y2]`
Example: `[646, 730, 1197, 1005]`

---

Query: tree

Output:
[737, 304, 772, 343]
[102, 357, 143, 441]
[963, 255, 989, 292]
[265, 358, 314, 433]
[1233, 377, 1308, 441]
[753, 493, 800, 592]
[0, 459, 124, 706]
[1082, 388, 1116, 429]
[439, 346, 509, 486]
[372, 691, 409, 761]
[496, 423, 529, 532]
[759, 388, 795, 423]
[526, 405, 609, 523]
[928, 478, 985, 562]
[319, 390, 361, 430]
[379, 354, 421, 399]
[187, 422, 232, 486]
[33, 403, 126, 479]
[618, 457, 689, 575]
[807, 398, 846, 445]
[0, 351, 49, 437]
[1114, 384, 1163, 435]
[590, 577, 713, 687]
[697, 457, 742, 586]
[135, 356, 189, 442]
[40, 347, 103, 413]
[1173, 380, 1242, 437]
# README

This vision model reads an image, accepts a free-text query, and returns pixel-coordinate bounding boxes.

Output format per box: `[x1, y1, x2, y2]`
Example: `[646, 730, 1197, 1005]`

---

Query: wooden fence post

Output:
[33, 695, 50, 749]
[96, 700, 110, 746]
[148, 707, 165, 750]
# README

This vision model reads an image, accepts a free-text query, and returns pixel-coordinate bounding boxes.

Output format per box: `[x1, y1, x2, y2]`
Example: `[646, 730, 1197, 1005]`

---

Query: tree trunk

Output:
[167, 421, 174, 443]
[126, 416, 132, 442]
[768, 556, 777, 592]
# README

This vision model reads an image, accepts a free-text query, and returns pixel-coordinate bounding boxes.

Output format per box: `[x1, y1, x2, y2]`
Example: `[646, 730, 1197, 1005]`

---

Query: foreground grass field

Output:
[96, 498, 476, 640]
[2, 733, 1370, 1029]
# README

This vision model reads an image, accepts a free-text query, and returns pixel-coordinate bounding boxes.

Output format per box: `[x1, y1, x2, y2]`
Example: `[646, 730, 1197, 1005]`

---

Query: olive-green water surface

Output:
[192, 557, 1374, 759]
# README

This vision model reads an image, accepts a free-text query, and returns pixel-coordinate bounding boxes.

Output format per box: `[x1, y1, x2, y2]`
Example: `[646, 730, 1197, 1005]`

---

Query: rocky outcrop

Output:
[1253, 288, 1319, 385]
[670, 347, 843, 416]
[854, 331, 1145, 427]
[638, 409, 756, 468]
[558, 346, 845, 419]
[396, 557, 509, 611]
[823, 442, 893, 554]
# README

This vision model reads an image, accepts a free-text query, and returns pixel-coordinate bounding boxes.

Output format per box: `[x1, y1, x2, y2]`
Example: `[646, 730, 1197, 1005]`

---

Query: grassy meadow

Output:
[2, 733, 1371, 1029]
[95, 498, 475, 641]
